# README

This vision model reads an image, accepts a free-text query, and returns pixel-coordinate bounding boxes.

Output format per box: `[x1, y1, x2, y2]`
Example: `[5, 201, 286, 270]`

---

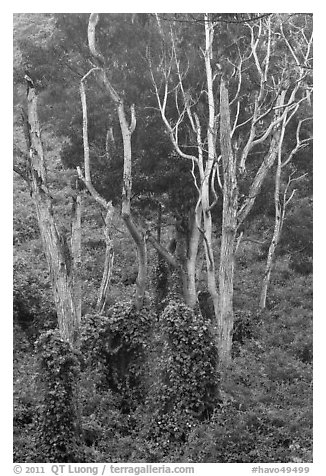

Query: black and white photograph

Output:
[12, 7, 315, 471]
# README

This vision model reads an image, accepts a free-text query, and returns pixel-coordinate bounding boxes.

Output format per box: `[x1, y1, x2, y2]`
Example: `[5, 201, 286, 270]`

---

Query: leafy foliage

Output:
[144, 299, 220, 449]
[34, 330, 84, 462]
[80, 301, 154, 409]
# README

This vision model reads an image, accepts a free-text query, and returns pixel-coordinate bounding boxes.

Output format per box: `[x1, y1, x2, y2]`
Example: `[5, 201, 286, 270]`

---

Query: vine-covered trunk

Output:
[25, 83, 80, 346]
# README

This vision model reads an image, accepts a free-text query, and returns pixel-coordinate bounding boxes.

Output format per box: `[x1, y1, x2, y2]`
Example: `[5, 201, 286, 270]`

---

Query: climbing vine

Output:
[146, 299, 220, 444]
[35, 330, 84, 462]
[80, 301, 154, 410]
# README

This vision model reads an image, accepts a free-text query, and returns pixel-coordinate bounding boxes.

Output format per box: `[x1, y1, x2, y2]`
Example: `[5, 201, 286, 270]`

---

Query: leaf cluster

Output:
[34, 330, 84, 462]
[80, 302, 154, 408]
[145, 299, 220, 447]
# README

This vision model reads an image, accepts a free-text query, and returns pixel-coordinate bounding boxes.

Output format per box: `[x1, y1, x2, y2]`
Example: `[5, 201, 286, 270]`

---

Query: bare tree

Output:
[149, 14, 219, 311]
[77, 71, 115, 313]
[151, 13, 312, 366]
[80, 13, 192, 310]
[77, 13, 147, 310]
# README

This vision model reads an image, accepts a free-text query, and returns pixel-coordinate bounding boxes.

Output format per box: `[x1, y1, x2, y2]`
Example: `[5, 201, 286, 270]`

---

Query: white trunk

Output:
[259, 221, 281, 309]
[26, 84, 80, 346]
[202, 15, 219, 321]
[218, 77, 238, 367]
[175, 209, 201, 308]
[96, 208, 115, 314]
[259, 141, 283, 309]
[70, 193, 82, 327]
[185, 208, 202, 308]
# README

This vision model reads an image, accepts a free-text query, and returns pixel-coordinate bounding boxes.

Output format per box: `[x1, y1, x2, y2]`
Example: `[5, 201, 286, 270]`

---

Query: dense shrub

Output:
[145, 299, 220, 449]
[13, 343, 39, 462]
[80, 301, 154, 409]
[182, 402, 312, 463]
[35, 330, 84, 462]
[13, 237, 313, 463]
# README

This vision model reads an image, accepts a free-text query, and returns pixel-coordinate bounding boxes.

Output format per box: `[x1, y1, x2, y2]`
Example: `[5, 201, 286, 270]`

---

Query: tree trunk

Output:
[185, 208, 202, 308]
[259, 224, 281, 309]
[119, 103, 147, 310]
[25, 83, 80, 346]
[174, 209, 201, 308]
[218, 79, 283, 366]
[218, 77, 238, 367]
[96, 208, 115, 314]
[259, 141, 283, 310]
[70, 193, 82, 328]
[201, 15, 219, 322]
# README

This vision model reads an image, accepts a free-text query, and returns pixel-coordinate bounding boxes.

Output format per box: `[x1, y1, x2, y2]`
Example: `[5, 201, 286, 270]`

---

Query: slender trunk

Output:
[259, 149, 283, 309]
[25, 84, 79, 346]
[119, 103, 147, 309]
[259, 221, 281, 309]
[70, 193, 82, 328]
[202, 15, 219, 321]
[96, 208, 115, 314]
[260, 117, 309, 308]
[219, 77, 238, 367]
[157, 202, 162, 243]
[134, 234, 147, 310]
[200, 184, 219, 318]
[185, 208, 202, 308]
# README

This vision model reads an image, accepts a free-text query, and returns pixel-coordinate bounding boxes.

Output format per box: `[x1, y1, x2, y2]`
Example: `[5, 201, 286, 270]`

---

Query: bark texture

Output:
[25, 83, 80, 346]
[219, 77, 238, 367]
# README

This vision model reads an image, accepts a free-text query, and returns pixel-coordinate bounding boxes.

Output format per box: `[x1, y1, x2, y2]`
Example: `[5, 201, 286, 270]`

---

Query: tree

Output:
[77, 13, 199, 310]
[14, 78, 81, 346]
[150, 13, 312, 366]
[76, 13, 147, 310]
[259, 117, 312, 309]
